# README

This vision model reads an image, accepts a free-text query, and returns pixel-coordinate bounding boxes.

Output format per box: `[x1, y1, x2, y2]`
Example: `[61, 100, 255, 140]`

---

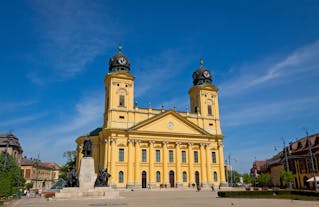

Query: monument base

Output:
[55, 157, 120, 199]
[55, 187, 120, 199]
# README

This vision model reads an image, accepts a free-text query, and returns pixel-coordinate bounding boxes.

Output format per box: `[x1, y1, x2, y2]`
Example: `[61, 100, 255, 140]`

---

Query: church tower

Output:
[103, 46, 135, 128]
[188, 59, 222, 134]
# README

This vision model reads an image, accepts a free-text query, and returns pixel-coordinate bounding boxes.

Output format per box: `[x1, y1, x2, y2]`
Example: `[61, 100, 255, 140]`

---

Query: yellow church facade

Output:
[75, 47, 227, 189]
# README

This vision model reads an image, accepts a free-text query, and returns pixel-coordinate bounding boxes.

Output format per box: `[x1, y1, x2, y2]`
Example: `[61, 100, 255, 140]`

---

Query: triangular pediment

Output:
[129, 110, 210, 136]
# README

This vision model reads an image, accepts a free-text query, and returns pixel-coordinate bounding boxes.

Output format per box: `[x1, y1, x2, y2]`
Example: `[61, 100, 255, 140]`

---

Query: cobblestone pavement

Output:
[7, 190, 319, 207]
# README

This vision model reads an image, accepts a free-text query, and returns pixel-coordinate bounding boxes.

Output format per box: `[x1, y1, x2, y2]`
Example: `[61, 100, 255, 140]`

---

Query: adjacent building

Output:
[251, 133, 319, 189]
[75, 47, 227, 189]
[0, 132, 23, 165]
[20, 157, 60, 191]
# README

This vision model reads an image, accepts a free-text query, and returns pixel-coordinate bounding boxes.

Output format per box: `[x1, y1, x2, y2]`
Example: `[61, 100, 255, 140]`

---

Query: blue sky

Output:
[1, 0, 319, 173]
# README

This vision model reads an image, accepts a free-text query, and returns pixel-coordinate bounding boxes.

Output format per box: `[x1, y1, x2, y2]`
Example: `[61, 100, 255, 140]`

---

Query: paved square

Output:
[9, 190, 319, 207]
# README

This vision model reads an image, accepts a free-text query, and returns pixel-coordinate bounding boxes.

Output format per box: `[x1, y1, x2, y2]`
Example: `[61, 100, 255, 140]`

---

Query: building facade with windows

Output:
[251, 133, 319, 190]
[20, 157, 60, 191]
[75, 47, 226, 189]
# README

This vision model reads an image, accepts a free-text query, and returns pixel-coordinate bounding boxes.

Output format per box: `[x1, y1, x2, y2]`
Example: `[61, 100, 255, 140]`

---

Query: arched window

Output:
[156, 171, 161, 182]
[119, 171, 124, 183]
[214, 171, 218, 182]
[182, 171, 187, 182]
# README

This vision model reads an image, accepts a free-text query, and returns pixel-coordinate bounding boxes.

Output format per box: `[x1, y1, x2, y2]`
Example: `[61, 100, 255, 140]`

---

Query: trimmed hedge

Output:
[217, 190, 319, 200]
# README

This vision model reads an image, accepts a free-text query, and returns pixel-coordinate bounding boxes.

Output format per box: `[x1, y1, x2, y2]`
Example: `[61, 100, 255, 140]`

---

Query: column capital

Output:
[111, 138, 117, 143]
[135, 140, 141, 144]
[149, 140, 155, 144]
[175, 142, 181, 146]
[128, 139, 135, 143]
[162, 141, 168, 145]
[200, 143, 209, 147]
[188, 142, 193, 146]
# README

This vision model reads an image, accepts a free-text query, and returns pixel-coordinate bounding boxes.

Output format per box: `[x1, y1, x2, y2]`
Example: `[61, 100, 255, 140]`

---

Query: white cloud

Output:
[134, 49, 196, 98]
[17, 91, 104, 164]
[27, 0, 122, 83]
[222, 95, 319, 127]
[0, 112, 47, 128]
[0, 100, 37, 113]
[220, 40, 319, 96]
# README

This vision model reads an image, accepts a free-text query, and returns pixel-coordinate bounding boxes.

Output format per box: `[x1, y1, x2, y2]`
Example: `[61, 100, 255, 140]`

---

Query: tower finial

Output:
[199, 58, 204, 67]
[117, 44, 123, 53]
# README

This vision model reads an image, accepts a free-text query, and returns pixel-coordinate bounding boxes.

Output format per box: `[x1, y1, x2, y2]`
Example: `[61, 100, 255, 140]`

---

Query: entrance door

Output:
[169, 170, 175, 187]
[142, 171, 147, 188]
[195, 171, 200, 186]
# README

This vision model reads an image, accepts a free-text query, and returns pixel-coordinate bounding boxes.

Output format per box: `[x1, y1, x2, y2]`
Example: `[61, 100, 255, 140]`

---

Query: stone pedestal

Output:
[78, 157, 96, 190]
[55, 157, 120, 200]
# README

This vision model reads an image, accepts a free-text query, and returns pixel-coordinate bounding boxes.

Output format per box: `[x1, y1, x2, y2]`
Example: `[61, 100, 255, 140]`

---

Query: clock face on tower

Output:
[203, 70, 210, 78]
[118, 57, 127, 65]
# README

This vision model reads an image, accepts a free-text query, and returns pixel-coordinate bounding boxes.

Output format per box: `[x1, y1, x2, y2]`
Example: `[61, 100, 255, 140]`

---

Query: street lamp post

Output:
[305, 130, 318, 191]
[282, 138, 293, 189]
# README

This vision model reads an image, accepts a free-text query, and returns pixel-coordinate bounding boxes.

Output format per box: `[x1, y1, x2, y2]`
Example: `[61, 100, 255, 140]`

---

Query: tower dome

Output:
[192, 59, 212, 86]
[109, 45, 131, 73]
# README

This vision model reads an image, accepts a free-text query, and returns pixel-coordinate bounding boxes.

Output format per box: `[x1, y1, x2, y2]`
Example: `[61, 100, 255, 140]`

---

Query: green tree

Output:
[59, 150, 76, 179]
[280, 171, 293, 188]
[0, 153, 25, 197]
[242, 173, 252, 184]
[257, 173, 271, 187]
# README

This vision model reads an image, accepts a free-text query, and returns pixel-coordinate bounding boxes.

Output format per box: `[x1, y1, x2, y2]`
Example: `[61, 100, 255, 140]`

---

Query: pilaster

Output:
[127, 139, 134, 188]
[175, 142, 182, 187]
[134, 140, 141, 187]
[148, 141, 156, 188]
[200, 143, 208, 187]
[110, 138, 117, 187]
[188, 142, 194, 185]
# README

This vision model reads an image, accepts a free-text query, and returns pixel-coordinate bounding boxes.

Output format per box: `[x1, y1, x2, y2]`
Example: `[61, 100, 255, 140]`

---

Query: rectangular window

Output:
[212, 151, 217, 163]
[169, 150, 174, 163]
[182, 151, 186, 163]
[194, 151, 198, 163]
[156, 171, 161, 182]
[208, 105, 212, 115]
[119, 95, 125, 107]
[142, 149, 147, 162]
[119, 148, 124, 161]
[156, 150, 161, 162]
[183, 172, 187, 182]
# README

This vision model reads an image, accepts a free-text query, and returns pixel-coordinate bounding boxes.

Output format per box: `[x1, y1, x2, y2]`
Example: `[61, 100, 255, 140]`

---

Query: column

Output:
[188, 143, 194, 186]
[134, 140, 141, 187]
[103, 139, 108, 167]
[127, 139, 134, 188]
[206, 144, 212, 186]
[149, 141, 156, 188]
[200, 143, 208, 187]
[218, 141, 227, 186]
[175, 142, 182, 187]
[110, 138, 117, 187]
[162, 141, 169, 186]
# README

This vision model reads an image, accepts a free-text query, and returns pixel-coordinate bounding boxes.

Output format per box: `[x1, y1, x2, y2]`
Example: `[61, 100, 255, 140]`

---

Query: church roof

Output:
[108, 45, 131, 73]
[192, 59, 213, 86]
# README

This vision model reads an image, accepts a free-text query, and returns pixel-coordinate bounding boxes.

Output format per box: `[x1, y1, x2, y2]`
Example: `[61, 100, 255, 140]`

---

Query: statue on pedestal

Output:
[82, 137, 92, 157]
[66, 165, 79, 187]
[95, 164, 111, 187]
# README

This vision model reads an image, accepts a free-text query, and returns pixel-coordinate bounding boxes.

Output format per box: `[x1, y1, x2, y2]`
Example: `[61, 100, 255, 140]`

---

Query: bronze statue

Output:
[95, 164, 111, 187]
[82, 137, 92, 157]
[66, 165, 78, 187]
